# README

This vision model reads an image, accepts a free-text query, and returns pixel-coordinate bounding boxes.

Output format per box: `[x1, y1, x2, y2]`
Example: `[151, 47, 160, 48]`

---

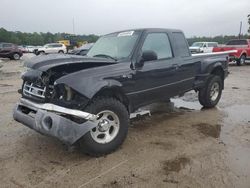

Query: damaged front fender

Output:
[55, 74, 122, 99]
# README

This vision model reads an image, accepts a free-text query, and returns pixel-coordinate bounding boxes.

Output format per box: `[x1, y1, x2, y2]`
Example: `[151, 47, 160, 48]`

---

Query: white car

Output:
[189, 42, 218, 53]
[26, 46, 36, 53]
[36, 43, 67, 55]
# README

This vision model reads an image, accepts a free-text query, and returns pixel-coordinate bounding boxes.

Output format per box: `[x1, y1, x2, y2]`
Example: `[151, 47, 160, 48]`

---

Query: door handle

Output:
[172, 64, 180, 70]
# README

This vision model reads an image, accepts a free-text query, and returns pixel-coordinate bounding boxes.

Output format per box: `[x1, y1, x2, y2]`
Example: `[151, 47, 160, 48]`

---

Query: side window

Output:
[172, 32, 190, 57]
[54, 44, 62, 47]
[142, 33, 173, 59]
[3, 44, 12, 48]
[208, 43, 217, 47]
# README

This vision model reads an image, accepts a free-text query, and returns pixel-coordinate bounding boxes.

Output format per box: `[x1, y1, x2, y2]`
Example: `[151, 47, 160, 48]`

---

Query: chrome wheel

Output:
[13, 53, 20, 60]
[210, 82, 220, 101]
[90, 110, 120, 144]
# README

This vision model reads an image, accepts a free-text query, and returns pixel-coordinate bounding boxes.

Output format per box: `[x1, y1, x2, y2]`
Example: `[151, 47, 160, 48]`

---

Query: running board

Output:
[130, 110, 151, 119]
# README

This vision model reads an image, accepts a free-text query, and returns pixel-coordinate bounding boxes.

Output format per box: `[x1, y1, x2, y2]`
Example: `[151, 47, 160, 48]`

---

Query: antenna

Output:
[239, 21, 242, 39]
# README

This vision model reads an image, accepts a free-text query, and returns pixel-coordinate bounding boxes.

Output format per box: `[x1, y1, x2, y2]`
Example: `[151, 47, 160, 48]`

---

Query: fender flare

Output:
[240, 50, 247, 57]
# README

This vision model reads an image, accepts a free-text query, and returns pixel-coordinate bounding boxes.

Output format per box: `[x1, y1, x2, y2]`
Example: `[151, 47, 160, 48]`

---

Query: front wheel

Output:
[78, 97, 129, 156]
[198, 75, 222, 108]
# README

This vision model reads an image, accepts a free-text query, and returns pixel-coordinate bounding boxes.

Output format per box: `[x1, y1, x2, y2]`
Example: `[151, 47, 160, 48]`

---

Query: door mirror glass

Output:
[142, 50, 158, 62]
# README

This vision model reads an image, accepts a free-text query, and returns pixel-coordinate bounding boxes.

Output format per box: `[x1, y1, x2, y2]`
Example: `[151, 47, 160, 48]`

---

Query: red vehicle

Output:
[213, 39, 250, 66]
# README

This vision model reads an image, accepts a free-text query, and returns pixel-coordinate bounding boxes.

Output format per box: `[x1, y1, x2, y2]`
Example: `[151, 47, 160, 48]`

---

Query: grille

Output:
[23, 81, 46, 99]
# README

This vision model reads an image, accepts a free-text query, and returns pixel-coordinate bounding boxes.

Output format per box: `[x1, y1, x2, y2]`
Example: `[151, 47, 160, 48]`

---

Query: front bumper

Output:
[13, 98, 98, 145]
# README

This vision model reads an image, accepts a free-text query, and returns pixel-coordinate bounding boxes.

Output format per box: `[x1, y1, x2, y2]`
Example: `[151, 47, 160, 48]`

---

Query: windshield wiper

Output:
[93, 54, 117, 61]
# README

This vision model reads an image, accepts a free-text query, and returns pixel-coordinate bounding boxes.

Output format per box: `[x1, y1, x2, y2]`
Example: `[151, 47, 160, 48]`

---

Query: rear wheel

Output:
[198, 75, 222, 108]
[236, 54, 246, 66]
[78, 97, 129, 156]
[12, 53, 20, 60]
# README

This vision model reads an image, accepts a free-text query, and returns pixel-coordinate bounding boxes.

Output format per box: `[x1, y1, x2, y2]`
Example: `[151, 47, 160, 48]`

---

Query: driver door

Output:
[127, 32, 179, 107]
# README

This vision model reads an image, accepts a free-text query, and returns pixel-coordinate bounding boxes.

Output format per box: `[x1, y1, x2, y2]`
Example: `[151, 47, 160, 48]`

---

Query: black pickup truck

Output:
[13, 28, 229, 156]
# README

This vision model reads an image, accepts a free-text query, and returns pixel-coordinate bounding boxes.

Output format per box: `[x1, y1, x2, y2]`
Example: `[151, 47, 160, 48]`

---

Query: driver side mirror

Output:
[135, 50, 158, 68]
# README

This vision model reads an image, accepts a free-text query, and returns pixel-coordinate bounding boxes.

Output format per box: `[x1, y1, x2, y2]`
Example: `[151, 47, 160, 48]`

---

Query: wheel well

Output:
[92, 87, 130, 112]
[241, 53, 246, 57]
[211, 66, 224, 88]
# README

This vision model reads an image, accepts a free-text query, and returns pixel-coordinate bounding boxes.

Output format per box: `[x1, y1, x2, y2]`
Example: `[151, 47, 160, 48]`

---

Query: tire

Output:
[12, 53, 20, 60]
[236, 54, 246, 66]
[79, 97, 129, 156]
[198, 75, 222, 108]
[58, 50, 64, 54]
[38, 51, 45, 55]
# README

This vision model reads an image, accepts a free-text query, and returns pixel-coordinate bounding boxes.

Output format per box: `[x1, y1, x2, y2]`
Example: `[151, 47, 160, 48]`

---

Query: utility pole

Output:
[72, 17, 75, 35]
[239, 21, 242, 39]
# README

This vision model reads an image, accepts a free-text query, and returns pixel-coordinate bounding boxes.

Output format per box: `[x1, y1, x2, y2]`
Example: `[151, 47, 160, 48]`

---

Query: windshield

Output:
[87, 31, 140, 60]
[191, 42, 204, 47]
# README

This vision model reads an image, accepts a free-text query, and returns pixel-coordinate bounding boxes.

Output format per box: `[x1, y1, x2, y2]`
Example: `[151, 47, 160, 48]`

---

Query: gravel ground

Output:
[0, 54, 250, 188]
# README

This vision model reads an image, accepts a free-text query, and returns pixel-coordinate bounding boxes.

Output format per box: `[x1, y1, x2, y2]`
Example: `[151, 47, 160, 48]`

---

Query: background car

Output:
[189, 42, 218, 53]
[36, 43, 67, 55]
[213, 39, 250, 66]
[68, 43, 94, 56]
[0, 43, 23, 60]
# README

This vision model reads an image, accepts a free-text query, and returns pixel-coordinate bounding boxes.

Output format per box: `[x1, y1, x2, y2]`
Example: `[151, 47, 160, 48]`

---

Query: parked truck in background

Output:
[189, 42, 218, 53]
[14, 28, 230, 156]
[213, 39, 250, 66]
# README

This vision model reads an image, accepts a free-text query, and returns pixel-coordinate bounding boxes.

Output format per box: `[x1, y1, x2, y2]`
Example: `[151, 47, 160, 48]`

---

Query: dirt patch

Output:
[102, 180, 121, 188]
[162, 156, 190, 175]
[0, 83, 13, 87]
[1, 71, 20, 77]
[192, 123, 221, 138]
[232, 87, 239, 89]
[150, 141, 175, 150]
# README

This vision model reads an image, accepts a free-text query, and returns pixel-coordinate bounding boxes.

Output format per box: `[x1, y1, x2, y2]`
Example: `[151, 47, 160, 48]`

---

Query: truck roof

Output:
[107, 28, 183, 35]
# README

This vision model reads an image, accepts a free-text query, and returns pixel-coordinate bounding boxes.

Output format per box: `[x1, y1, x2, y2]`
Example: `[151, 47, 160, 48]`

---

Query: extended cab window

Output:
[226, 40, 247, 45]
[172, 32, 190, 57]
[142, 33, 173, 59]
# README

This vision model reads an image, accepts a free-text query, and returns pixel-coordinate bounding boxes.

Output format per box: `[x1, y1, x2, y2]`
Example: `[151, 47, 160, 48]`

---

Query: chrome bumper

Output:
[13, 98, 98, 145]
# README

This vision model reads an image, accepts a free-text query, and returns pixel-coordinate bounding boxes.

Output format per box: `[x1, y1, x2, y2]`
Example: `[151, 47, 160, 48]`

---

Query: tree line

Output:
[0, 28, 99, 46]
[0, 27, 249, 46]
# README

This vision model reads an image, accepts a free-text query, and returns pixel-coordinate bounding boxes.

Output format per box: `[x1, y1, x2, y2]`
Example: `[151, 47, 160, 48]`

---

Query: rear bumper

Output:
[13, 99, 97, 145]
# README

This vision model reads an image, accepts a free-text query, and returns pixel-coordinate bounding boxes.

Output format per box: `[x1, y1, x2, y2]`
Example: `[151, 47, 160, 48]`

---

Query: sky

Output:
[0, 0, 249, 37]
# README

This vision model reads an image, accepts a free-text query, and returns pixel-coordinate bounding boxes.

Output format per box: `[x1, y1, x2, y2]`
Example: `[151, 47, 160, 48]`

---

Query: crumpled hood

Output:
[24, 54, 116, 71]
